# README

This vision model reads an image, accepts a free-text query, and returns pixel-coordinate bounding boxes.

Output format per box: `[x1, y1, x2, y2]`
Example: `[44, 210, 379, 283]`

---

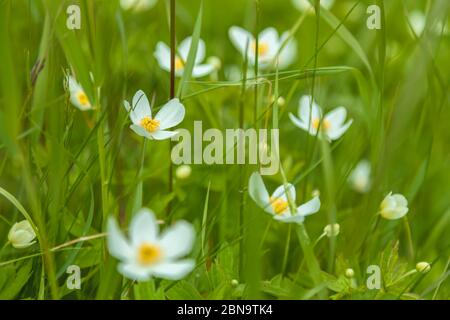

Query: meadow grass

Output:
[0, 0, 449, 300]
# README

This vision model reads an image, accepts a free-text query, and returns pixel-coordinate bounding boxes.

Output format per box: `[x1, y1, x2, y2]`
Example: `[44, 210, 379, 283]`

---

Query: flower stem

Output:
[403, 216, 414, 260]
[281, 224, 292, 275]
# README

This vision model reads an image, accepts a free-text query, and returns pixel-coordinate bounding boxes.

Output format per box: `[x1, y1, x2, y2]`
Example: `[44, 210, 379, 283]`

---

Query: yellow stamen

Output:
[175, 57, 185, 71]
[251, 41, 269, 57]
[77, 91, 89, 106]
[137, 243, 162, 266]
[269, 197, 289, 215]
[140, 116, 160, 133]
[312, 118, 331, 131]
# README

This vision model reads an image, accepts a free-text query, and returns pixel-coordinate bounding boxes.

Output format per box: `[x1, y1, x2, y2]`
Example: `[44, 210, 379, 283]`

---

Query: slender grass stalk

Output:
[403, 216, 414, 260]
[167, 0, 176, 215]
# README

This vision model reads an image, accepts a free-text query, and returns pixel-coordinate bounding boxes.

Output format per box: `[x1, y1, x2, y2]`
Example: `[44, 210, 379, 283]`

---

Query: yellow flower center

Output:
[312, 118, 331, 131]
[269, 197, 289, 215]
[175, 57, 185, 71]
[137, 243, 162, 266]
[140, 116, 160, 133]
[77, 91, 89, 106]
[252, 41, 269, 57]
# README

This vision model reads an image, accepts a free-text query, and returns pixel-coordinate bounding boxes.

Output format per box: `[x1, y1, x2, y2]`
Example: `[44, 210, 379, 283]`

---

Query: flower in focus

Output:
[416, 261, 431, 274]
[65, 75, 93, 111]
[324, 223, 340, 237]
[289, 95, 353, 141]
[154, 37, 215, 78]
[379, 192, 409, 220]
[107, 208, 195, 281]
[228, 26, 297, 70]
[348, 160, 371, 193]
[248, 172, 320, 224]
[120, 0, 157, 11]
[124, 90, 185, 140]
[8, 220, 37, 249]
[292, 0, 335, 12]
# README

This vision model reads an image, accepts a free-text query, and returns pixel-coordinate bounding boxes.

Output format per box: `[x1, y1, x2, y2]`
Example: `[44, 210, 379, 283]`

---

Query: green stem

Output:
[281, 224, 292, 275]
[403, 216, 414, 260]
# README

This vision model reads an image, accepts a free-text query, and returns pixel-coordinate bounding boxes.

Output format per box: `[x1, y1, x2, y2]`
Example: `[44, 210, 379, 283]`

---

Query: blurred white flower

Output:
[107, 208, 195, 281]
[348, 160, 371, 193]
[292, 0, 335, 12]
[416, 261, 431, 274]
[120, 0, 157, 11]
[408, 11, 426, 36]
[248, 172, 320, 224]
[206, 56, 222, 70]
[124, 90, 185, 140]
[8, 220, 36, 249]
[324, 223, 340, 237]
[289, 95, 353, 141]
[228, 26, 297, 70]
[379, 192, 409, 220]
[408, 10, 449, 36]
[65, 75, 93, 111]
[176, 165, 192, 180]
[154, 37, 215, 78]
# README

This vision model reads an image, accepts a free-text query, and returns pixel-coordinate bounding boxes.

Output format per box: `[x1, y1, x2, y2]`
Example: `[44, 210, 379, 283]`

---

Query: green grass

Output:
[0, 0, 449, 300]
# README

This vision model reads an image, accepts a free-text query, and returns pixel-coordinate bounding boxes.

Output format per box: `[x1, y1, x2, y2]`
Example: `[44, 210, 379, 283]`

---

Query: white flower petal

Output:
[150, 260, 195, 280]
[151, 130, 179, 140]
[158, 221, 195, 259]
[229, 26, 254, 57]
[327, 119, 353, 141]
[155, 98, 185, 130]
[191, 64, 215, 78]
[107, 217, 134, 261]
[274, 214, 305, 224]
[178, 37, 205, 64]
[248, 172, 271, 212]
[297, 196, 321, 216]
[289, 113, 311, 132]
[129, 208, 159, 247]
[118, 262, 151, 281]
[154, 42, 171, 72]
[299, 95, 322, 123]
[132, 90, 151, 120]
[272, 183, 296, 203]
[324, 107, 347, 127]
[277, 32, 297, 69]
[130, 124, 154, 139]
[259, 27, 279, 57]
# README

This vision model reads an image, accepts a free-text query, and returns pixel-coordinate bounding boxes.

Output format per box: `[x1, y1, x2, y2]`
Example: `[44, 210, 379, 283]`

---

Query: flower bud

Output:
[324, 223, 340, 237]
[380, 192, 409, 220]
[231, 279, 239, 287]
[416, 262, 431, 274]
[207, 56, 222, 70]
[345, 268, 355, 278]
[8, 220, 36, 249]
[176, 165, 192, 180]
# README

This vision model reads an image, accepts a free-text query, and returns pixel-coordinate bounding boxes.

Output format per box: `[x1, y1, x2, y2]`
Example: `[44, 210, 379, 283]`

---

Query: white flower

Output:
[229, 26, 297, 70]
[66, 76, 93, 111]
[107, 208, 195, 281]
[120, 0, 157, 11]
[379, 192, 409, 220]
[248, 172, 320, 224]
[324, 223, 340, 237]
[408, 11, 426, 36]
[154, 37, 215, 78]
[416, 261, 431, 274]
[348, 160, 371, 193]
[8, 220, 37, 249]
[408, 10, 449, 36]
[289, 95, 353, 141]
[292, 0, 335, 12]
[124, 90, 185, 140]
